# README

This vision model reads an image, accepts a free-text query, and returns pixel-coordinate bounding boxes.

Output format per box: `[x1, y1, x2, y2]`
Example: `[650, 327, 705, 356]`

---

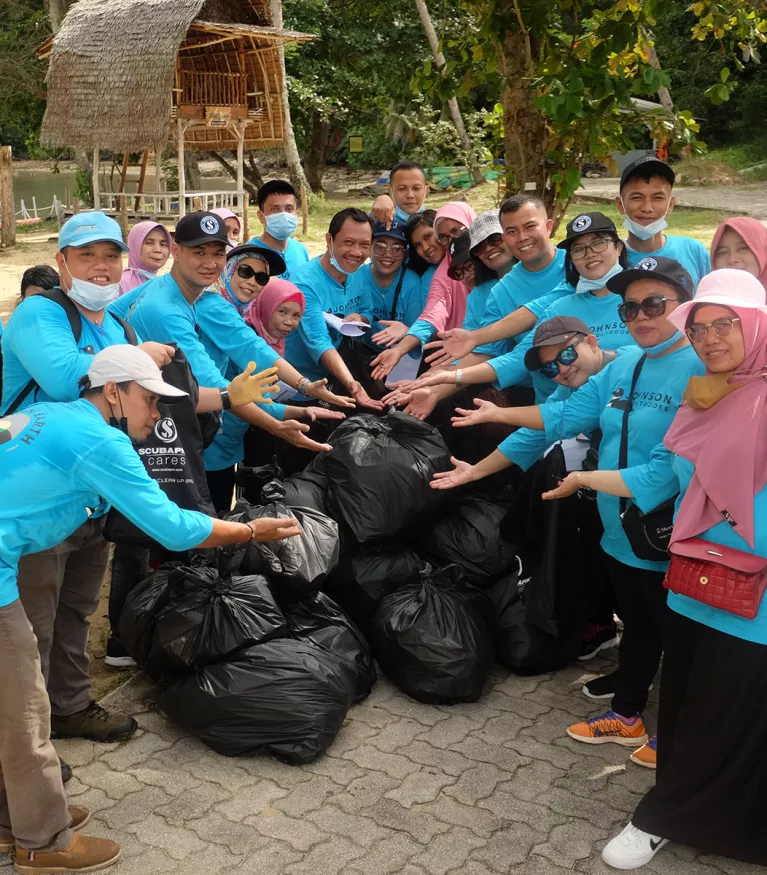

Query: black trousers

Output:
[109, 543, 150, 641]
[605, 554, 667, 716]
[205, 466, 237, 516]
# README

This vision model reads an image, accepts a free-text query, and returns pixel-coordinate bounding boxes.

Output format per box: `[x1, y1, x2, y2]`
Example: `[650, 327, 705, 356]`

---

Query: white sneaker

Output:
[602, 822, 668, 869]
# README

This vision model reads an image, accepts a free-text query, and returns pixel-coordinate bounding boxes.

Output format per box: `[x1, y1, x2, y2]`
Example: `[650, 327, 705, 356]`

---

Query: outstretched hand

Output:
[276, 419, 332, 453]
[451, 397, 500, 428]
[228, 363, 279, 406]
[370, 348, 400, 381]
[371, 320, 409, 348]
[423, 328, 474, 368]
[431, 456, 475, 490]
[305, 378, 356, 409]
[246, 517, 302, 542]
[541, 472, 582, 501]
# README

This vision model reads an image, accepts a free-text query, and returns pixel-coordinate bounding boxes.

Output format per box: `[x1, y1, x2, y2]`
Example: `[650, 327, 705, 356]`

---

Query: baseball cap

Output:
[607, 255, 694, 301]
[87, 346, 187, 400]
[58, 211, 129, 253]
[469, 210, 504, 253]
[524, 315, 591, 371]
[668, 269, 767, 332]
[175, 211, 231, 248]
[619, 156, 675, 192]
[372, 220, 408, 243]
[447, 231, 472, 279]
[557, 212, 617, 248]
[226, 243, 286, 277]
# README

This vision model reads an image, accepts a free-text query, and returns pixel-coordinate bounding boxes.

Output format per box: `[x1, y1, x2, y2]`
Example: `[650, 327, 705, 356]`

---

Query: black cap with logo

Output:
[557, 212, 617, 249]
[447, 231, 473, 280]
[619, 156, 676, 192]
[606, 255, 694, 301]
[524, 315, 591, 370]
[175, 211, 231, 248]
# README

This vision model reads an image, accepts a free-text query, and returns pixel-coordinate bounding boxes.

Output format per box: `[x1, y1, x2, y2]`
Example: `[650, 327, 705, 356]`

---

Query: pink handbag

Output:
[664, 538, 767, 620]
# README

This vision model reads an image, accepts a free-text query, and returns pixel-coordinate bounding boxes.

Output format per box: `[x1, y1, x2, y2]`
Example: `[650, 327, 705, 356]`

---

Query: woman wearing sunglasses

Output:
[196, 244, 353, 512]
[601, 270, 767, 870]
[439, 257, 704, 759]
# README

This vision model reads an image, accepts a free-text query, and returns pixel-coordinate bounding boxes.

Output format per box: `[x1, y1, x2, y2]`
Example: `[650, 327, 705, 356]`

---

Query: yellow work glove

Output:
[227, 363, 279, 406]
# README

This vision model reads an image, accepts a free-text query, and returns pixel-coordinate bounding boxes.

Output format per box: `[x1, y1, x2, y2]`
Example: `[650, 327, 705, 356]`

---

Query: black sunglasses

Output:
[237, 264, 270, 285]
[538, 338, 584, 379]
[618, 295, 678, 323]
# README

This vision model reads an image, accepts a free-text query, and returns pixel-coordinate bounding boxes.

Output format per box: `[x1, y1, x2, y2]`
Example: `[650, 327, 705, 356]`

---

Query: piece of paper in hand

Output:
[385, 352, 422, 388]
[272, 380, 298, 403]
[324, 313, 370, 337]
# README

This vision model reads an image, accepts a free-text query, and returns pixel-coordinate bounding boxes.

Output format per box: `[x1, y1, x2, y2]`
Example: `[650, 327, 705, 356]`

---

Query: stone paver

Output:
[34, 652, 731, 875]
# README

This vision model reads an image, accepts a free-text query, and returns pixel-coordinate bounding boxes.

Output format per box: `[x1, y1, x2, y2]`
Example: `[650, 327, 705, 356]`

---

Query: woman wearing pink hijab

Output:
[710, 216, 767, 289]
[211, 207, 241, 250]
[245, 277, 306, 356]
[118, 221, 172, 295]
[602, 269, 767, 870]
[370, 201, 477, 379]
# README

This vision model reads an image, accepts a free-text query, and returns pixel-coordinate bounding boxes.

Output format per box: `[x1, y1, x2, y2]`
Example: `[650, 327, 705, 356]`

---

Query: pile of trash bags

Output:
[122, 413, 593, 761]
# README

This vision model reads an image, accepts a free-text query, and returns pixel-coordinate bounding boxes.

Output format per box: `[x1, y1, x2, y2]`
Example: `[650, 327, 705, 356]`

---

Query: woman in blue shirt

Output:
[444, 257, 703, 757]
[602, 270, 767, 870]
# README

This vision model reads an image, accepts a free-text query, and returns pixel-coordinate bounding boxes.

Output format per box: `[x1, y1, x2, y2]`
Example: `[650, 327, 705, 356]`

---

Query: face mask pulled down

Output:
[576, 261, 623, 294]
[621, 198, 671, 241]
[64, 260, 120, 311]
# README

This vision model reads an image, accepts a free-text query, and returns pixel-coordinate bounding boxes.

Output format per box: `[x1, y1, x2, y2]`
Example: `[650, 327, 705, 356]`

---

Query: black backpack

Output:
[0, 288, 137, 415]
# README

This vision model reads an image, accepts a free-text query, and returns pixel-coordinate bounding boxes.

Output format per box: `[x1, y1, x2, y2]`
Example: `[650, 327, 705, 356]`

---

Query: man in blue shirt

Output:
[616, 156, 710, 283]
[285, 208, 383, 409]
[247, 180, 310, 280]
[370, 160, 429, 228]
[0, 345, 298, 875]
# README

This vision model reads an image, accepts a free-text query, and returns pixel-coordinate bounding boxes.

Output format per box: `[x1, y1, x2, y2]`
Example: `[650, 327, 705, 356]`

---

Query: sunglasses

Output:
[475, 233, 503, 252]
[237, 264, 270, 285]
[618, 295, 678, 323]
[685, 316, 741, 344]
[538, 338, 584, 379]
[570, 238, 611, 260]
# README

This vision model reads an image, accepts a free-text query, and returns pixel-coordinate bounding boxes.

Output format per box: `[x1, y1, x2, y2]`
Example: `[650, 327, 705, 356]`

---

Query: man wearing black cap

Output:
[617, 156, 709, 283]
[248, 179, 310, 280]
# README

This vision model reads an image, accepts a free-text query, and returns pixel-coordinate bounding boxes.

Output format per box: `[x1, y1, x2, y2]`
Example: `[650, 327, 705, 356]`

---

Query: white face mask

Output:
[64, 261, 120, 311]
[621, 197, 670, 242]
[576, 261, 624, 294]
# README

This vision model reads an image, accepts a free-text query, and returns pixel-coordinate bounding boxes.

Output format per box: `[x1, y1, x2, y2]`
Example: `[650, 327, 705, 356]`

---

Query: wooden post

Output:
[65, 186, 70, 209]
[235, 120, 246, 217]
[92, 146, 100, 210]
[301, 184, 308, 235]
[177, 117, 187, 218]
[134, 149, 148, 211]
[73, 197, 80, 215]
[119, 153, 130, 192]
[0, 146, 16, 248]
[119, 195, 129, 239]
[153, 147, 162, 215]
[242, 192, 250, 243]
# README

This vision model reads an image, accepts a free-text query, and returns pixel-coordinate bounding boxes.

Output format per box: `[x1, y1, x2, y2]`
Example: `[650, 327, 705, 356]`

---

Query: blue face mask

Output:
[394, 204, 425, 224]
[576, 261, 623, 294]
[329, 244, 352, 276]
[620, 197, 670, 241]
[266, 211, 298, 241]
[643, 329, 685, 356]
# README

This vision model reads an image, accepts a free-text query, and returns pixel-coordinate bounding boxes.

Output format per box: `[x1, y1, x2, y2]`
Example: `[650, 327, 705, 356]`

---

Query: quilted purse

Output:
[664, 538, 767, 619]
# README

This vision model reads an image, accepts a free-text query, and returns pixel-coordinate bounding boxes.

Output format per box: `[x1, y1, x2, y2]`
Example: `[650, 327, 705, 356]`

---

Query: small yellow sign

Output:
[349, 136, 363, 153]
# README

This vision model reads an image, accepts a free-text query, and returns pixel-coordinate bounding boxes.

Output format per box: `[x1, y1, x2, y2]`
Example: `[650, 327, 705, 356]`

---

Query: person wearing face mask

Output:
[412, 213, 633, 404]
[0, 345, 300, 875]
[284, 208, 383, 412]
[210, 207, 241, 250]
[370, 161, 429, 229]
[710, 216, 767, 289]
[601, 271, 767, 871]
[616, 157, 709, 283]
[423, 195, 574, 369]
[370, 201, 477, 380]
[247, 180, 310, 280]
[444, 257, 704, 761]
[118, 221, 172, 295]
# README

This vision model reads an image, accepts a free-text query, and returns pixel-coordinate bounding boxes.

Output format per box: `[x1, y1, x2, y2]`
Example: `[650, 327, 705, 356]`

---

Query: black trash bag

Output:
[371, 564, 495, 704]
[324, 544, 423, 636]
[228, 481, 339, 591]
[282, 468, 330, 516]
[490, 445, 590, 673]
[322, 413, 452, 543]
[157, 638, 355, 762]
[119, 564, 179, 670]
[236, 461, 284, 505]
[283, 591, 376, 701]
[420, 497, 517, 588]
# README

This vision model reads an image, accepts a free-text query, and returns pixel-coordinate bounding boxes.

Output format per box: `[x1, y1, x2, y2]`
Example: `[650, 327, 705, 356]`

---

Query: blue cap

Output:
[372, 220, 407, 243]
[58, 212, 129, 253]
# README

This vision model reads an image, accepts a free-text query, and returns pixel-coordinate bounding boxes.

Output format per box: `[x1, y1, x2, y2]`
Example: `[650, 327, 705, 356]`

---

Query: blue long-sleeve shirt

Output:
[538, 343, 704, 570]
[0, 399, 213, 608]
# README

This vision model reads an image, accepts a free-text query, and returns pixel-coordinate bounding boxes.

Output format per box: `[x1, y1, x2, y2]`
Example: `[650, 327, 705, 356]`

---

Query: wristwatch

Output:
[220, 389, 232, 410]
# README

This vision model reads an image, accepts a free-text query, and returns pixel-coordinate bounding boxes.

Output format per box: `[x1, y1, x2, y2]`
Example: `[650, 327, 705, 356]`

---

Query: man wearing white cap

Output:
[0, 345, 299, 874]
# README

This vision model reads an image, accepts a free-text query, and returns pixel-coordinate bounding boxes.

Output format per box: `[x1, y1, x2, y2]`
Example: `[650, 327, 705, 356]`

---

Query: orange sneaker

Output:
[630, 736, 657, 769]
[567, 710, 648, 747]
[0, 806, 91, 854]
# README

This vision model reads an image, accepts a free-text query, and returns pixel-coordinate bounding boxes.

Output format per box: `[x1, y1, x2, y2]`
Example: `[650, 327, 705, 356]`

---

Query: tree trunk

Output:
[414, 0, 485, 186]
[206, 151, 262, 202]
[269, 0, 312, 196]
[184, 151, 202, 191]
[303, 115, 330, 192]
[47, 0, 65, 33]
[642, 29, 674, 112]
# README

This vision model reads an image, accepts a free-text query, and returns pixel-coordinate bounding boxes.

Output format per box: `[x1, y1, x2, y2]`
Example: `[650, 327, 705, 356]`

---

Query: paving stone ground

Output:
[4, 651, 763, 875]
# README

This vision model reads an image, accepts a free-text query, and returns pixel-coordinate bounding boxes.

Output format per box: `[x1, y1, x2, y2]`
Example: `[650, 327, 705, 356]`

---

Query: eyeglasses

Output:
[475, 233, 503, 253]
[436, 226, 464, 246]
[372, 241, 406, 257]
[570, 238, 611, 260]
[685, 316, 741, 344]
[538, 339, 584, 379]
[237, 264, 270, 286]
[617, 295, 678, 323]
[451, 262, 474, 280]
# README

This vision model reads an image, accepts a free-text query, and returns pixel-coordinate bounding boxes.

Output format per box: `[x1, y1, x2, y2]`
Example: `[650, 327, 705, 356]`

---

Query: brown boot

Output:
[0, 806, 91, 854]
[13, 833, 120, 874]
[51, 702, 137, 743]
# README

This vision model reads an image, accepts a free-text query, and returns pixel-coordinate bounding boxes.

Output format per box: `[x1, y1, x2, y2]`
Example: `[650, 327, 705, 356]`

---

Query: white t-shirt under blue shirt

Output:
[626, 235, 709, 285]
[247, 236, 310, 282]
